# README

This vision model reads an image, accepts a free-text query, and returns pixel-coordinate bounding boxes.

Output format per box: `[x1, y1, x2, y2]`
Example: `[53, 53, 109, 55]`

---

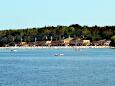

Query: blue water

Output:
[0, 48, 115, 86]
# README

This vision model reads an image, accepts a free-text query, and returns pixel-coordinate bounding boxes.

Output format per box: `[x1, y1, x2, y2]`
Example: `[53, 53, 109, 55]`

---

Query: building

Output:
[69, 39, 83, 46]
[98, 40, 106, 46]
[18, 42, 28, 46]
[63, 38, 73, 46]
[45, 41, 51, 46]
[83, 40, 90, 46]
[92, 41, 99, 46]
[35, 41, 47, 46]
[104, 40, 111, 46]
[51, 40, 64, 46]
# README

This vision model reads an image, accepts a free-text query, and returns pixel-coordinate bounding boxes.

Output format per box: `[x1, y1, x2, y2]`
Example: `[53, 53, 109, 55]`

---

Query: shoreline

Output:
[0, 46, 114, 49]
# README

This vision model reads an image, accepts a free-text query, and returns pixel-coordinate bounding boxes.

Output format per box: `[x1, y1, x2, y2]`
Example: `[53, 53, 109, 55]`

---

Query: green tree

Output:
[110, 35, 115, 47]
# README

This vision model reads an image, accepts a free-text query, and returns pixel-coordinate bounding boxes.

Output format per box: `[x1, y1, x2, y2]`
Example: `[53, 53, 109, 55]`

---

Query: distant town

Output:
[0, 24, 115, 47]
[10, 38, 111, 48]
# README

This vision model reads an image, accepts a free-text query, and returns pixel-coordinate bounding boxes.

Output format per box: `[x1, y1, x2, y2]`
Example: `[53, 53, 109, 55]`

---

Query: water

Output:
[0, 48, 115, 86]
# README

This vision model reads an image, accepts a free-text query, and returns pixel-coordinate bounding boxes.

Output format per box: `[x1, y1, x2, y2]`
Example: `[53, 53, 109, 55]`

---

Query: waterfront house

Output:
[83, 40, 90, 46]
[45, 41, 51, 46]
[51, 40, 64, 46]
[28, 42, 35, 46]
[92, 41, 99, 46]
[91, 40, 110, 46]
[76, 41, 83, 46]
[69, 39, 83, 46]
[98, 40, 106, 46]
[104, 40, 111, 46]
[35, 41, 47, 46]
[63, 38, 73, 46]
[19, 42, 28, 46]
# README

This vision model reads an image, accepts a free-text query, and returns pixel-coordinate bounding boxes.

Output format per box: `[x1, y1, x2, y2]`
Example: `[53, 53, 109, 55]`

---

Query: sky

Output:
[0, 0, 115, 29]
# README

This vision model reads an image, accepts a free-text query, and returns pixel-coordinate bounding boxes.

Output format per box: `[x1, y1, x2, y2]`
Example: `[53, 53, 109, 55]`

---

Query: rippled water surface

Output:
[0, 48, 115, 86]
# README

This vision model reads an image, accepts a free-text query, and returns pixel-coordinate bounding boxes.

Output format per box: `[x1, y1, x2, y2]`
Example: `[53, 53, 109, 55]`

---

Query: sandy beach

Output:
[0, 46, 112, 49]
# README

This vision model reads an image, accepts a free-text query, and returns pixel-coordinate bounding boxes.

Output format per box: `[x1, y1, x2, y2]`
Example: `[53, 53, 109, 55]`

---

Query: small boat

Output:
[59, 54, 64, 56]
[11, 49, 17, 52]
[54, 54, 59, 56]
[54, 53, 64, 56]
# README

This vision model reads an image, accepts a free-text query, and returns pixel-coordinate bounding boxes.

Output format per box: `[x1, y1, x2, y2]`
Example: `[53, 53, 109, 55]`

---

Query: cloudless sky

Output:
[0, 0, 115, 29]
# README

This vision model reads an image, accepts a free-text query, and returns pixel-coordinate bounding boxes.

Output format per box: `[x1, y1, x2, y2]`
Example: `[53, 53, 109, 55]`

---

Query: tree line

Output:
[0, 24, 115, 47]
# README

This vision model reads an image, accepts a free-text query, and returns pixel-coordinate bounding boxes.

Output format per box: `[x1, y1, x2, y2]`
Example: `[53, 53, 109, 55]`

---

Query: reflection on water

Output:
[0, 48, 115, 86]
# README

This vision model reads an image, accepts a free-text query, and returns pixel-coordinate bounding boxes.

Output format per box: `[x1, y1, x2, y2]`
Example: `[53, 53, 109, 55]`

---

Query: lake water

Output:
[0, 48, 115, 86]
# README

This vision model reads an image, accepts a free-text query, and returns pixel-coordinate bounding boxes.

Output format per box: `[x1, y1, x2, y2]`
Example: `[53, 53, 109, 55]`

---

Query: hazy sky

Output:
[0, 0, 115, 29]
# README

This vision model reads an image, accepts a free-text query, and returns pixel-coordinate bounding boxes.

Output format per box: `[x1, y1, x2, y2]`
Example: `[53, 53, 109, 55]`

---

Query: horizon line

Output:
[1, 24, 115, 30]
